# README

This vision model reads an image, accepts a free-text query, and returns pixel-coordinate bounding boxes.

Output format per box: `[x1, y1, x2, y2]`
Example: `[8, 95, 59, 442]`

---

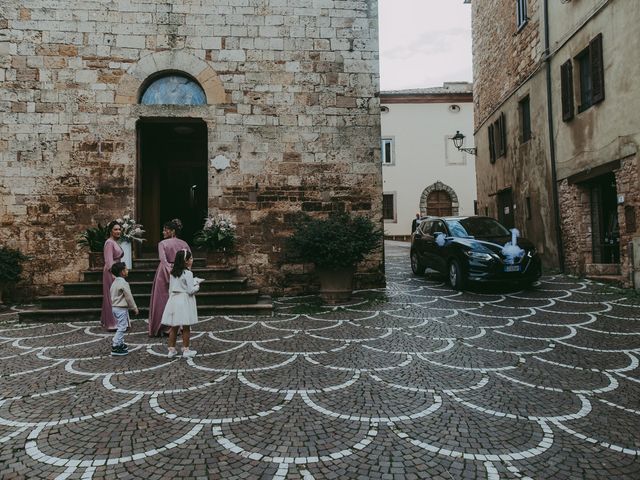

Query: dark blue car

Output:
[410, 216, 542, 289]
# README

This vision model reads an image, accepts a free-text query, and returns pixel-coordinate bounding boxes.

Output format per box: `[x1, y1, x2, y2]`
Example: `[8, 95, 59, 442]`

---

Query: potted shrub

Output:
[0, 246, 29, 304]
[194, 214, 237, 266]
[77, 223, 109, 270]
[285, 212, 382, 304]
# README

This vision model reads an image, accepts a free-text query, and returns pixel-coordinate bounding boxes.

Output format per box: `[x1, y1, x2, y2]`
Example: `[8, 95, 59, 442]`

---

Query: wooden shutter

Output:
[488, 124, 496, 164]
[498, 112, 507, 157]
[590, 33, 605, 104]
[561, 60, 574, 121]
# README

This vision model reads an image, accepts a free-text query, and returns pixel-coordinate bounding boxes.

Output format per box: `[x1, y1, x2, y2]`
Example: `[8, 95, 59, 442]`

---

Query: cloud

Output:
[378, 0, 473, 90]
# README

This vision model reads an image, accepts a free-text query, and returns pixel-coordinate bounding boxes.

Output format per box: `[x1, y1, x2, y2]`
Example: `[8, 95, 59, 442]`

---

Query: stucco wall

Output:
[380, 99, 476, 237]
[0, 0, 384, 298]
[549, 0, 640, 181]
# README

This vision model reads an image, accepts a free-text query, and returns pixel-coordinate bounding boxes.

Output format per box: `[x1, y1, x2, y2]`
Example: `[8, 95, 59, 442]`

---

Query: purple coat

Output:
[101, 238, 124, 330]
[148, 237, 191, 336]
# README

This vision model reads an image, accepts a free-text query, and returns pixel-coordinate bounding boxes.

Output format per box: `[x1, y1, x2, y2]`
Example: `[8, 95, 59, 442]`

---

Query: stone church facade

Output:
[0, 0, 384, 298]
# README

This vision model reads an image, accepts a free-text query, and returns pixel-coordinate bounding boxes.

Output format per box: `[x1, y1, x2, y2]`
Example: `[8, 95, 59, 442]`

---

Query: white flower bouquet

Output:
[194, 214, 236, 251]
[116, 215, 146, 243]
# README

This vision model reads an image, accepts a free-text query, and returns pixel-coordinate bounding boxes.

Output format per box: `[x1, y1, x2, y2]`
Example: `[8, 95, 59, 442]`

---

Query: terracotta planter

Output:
[317, 266, 355, 304]
[89, 251, 105, 271]
[206, 250, 236, 267]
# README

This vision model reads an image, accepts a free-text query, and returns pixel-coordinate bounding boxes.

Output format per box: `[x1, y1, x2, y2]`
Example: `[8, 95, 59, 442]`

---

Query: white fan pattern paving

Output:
[1, 243, 640, 479]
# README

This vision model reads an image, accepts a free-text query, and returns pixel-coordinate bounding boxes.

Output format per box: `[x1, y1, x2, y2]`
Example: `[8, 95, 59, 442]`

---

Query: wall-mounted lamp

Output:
[450, 131, 476, 155]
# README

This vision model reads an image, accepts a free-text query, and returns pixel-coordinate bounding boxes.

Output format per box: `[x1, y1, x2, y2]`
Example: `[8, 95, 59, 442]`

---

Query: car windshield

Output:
[445, 217, 511, 238]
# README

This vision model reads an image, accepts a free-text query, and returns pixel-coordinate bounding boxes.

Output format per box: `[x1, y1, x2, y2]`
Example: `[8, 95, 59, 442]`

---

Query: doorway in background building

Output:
[497, 188, 515, 229]
[590, 172, 620, 264]
[426, 190, 453, 216]
[137, 118, 208, 254]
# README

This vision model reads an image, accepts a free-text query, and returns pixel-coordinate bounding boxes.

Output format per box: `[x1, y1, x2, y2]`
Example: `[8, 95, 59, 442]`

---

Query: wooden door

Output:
[426, 190, 452, 217]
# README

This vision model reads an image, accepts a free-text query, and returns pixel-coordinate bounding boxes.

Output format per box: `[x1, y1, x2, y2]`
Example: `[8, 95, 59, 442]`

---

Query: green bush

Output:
[285, 212, 382, 269]
[0, 246, 29, 283]
[77, 223, 109, 252]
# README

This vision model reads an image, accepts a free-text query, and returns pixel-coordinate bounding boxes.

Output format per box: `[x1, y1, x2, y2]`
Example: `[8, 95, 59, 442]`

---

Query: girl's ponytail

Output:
[171, 249, 192, 278]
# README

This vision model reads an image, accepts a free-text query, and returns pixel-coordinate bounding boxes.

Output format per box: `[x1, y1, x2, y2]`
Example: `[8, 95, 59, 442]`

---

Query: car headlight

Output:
[464, 251, 493, 261]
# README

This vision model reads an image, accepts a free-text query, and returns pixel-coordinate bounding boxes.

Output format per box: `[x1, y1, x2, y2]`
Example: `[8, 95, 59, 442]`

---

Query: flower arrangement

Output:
[116, 215, 146, 243]
[194, 214, 236, 251]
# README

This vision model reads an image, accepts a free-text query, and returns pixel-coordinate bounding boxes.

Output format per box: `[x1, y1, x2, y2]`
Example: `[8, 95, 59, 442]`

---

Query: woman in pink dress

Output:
[148, 219, 191, 336]
[101, 220, 124, 330]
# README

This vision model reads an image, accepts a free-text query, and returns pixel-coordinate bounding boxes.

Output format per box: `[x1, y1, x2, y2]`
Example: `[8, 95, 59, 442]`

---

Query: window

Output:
[382, 193, 396, 221]
[562, 33, 605, 120]
[519, 95, 531, 143]
[488, 112, 507, 163]
[381, 138, 394, 165]
[516, 0, 528, 30]
[140, 74, 207, 105]
[577, 49, 592, 111]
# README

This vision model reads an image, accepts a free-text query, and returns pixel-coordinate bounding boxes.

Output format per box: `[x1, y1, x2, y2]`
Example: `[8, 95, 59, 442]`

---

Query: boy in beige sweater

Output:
[109, 262, 138, 356]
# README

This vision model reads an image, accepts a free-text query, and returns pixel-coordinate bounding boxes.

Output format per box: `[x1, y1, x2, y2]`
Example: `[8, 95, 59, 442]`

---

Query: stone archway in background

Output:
[419, 181, 459, 217]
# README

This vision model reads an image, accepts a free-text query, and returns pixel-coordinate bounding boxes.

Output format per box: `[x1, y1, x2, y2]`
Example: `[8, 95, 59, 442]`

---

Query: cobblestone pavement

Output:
[1, 243, 640, 479]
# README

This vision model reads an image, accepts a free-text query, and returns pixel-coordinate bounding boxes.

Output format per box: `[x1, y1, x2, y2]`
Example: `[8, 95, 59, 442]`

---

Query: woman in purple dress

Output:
[148, 219, 191, 337]
[101, 220, 124, 330]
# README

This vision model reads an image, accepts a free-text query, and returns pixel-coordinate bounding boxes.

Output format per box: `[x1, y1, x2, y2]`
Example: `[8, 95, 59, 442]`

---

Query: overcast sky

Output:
[378, 0, 473, 91]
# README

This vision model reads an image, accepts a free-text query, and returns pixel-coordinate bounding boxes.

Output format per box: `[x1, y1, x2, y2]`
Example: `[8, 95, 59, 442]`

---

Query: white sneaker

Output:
[167, 349, 178, 358]
[182, 349, 197, 358]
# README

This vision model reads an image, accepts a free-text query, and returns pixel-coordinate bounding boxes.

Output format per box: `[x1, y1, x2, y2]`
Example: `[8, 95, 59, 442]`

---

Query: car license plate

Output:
[504, 265, 521, 273]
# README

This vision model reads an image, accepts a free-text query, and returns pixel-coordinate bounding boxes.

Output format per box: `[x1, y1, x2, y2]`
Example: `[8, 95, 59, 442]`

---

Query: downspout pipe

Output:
[543, 0, 565, 272]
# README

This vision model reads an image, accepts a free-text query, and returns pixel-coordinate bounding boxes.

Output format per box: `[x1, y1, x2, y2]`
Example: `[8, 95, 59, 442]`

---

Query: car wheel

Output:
[448, 259, 465, 290]
[410, 250, 426, 275]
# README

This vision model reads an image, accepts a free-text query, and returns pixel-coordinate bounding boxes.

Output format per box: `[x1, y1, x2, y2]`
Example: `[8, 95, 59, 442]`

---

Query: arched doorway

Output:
[426, 190, 453, 216]
[137, 73, 209, 251]
[419, 181, 460, 217]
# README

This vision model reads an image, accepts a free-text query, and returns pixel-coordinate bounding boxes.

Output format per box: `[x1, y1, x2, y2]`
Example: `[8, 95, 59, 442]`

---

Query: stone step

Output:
[63, 278, 248, 295]
[131, 257, 208, 269]
[83, 266, 236, 282]
[18, 297, 274, 323]
[585, 263, 621, 276]
[38, 290, 261, 309]
[585, 274, 626, 287]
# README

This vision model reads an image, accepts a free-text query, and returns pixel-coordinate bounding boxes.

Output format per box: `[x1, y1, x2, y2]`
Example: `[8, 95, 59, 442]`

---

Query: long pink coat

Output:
[148, 237, 190, 336]
[101, 238, 124, 330]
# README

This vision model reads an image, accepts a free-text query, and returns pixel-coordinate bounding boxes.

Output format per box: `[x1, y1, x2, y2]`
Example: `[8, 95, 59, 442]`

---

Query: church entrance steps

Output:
[62, 278, 248, 295]
[18, 257, 272, 324]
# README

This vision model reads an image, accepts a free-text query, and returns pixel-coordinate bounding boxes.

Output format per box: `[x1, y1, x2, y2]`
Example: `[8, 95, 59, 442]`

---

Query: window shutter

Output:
[488, 124, 496, 164]
[560, 60, 574, 121]
[590, 33, 605, 104]
[499, 112, 507, 157]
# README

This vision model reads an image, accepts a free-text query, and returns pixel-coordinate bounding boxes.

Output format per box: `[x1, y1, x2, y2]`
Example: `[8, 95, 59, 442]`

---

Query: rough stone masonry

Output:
[0, 0, 385, 298]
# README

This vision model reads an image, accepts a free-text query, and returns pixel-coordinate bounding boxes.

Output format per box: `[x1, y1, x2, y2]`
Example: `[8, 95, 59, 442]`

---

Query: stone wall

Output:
[0, 0, 384, 299]
[472, 0, 542, 127]
[559, 155, 639, 286]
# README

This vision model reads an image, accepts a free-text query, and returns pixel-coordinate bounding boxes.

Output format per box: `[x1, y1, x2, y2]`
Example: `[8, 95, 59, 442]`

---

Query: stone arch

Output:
[115, 51, 227, 105]
[419, 181, 460, 216]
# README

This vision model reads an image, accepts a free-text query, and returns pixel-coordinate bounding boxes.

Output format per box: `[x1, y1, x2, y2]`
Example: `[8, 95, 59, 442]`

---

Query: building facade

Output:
[0, 0, 384, 298]
[380, 83, 475, 239]
[471, 0, 640, 286]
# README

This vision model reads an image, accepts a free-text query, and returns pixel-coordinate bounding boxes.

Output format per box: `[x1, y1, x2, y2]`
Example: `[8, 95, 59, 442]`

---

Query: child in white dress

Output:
[161, 249, 202, 358]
